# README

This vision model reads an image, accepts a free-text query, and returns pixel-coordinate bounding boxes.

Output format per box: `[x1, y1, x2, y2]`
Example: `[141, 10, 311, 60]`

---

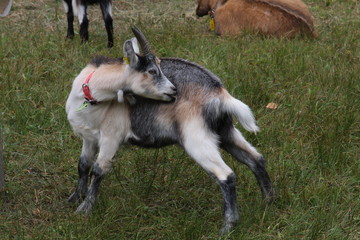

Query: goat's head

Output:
[196, 0, 216, 17]
[123, 27, 177, 102]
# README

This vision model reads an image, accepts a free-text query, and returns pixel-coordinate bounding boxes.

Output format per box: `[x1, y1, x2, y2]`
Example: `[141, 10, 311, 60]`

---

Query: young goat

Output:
[196, 0, 318, 38]
[62, 0, 113, 47]
[66, 27, 275, 234]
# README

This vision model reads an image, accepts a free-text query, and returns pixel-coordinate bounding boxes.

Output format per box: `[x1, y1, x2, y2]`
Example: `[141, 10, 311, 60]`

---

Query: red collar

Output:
[82, 71, 98, 104]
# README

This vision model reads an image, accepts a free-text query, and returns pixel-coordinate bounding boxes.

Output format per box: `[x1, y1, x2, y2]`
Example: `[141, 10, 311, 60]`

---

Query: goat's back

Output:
[128, 58, 230, 148]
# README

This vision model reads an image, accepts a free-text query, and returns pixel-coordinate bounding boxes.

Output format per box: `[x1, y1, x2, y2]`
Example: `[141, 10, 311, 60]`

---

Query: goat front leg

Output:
[75, 162, 104, 214]
[62, 0, 75, 39]
[68, 139, 97, 203]
[76, 137, 119, 214]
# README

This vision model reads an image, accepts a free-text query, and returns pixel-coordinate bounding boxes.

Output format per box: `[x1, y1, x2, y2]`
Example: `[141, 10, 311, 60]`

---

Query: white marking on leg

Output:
[71, 0, 78, 16]
[100, 2, 112, 19]
[77, 5, 85, 24]
[107, 4, 112, 18]
[232, 128, 262, 159]
[182, 117, 233, 181]
[62, 1, 69, 13]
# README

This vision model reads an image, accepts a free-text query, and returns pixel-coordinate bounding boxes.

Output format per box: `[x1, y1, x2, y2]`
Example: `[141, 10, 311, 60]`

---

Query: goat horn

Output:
[131, 26, 151, 55]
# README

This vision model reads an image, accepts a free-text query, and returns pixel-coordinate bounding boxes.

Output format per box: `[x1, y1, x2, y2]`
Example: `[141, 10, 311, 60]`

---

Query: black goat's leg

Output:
[62, 0, 75, 39]
[75, 162, 104, 214]
[77, 3, 89, 44]
[68, 139, 97, 203]
[217, 173, 239, 235]
[100, 0, 113, 48]
[76, 135, 120, 214]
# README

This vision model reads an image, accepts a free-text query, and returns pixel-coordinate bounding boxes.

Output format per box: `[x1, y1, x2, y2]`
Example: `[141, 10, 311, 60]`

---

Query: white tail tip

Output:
[224, 96, 260, 133]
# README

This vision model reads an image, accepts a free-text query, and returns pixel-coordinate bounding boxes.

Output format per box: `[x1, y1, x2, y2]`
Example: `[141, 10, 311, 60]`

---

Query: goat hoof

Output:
[264, 188, 276, 204]
[80, 38, 89, 45]
[220, 222, 236, 235]
[76, 202, 92, 215]
[68, 191, 81, 203]
[75, 198, 94, 215]
[107, 42, 114, 48]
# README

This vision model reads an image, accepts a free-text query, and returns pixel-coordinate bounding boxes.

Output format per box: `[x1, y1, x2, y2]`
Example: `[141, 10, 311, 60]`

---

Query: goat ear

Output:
[130, 37, 140, 55]
[123, 38, 139, 67]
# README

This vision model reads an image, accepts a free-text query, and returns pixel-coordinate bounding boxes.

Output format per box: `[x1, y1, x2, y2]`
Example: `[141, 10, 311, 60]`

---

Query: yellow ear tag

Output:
[209, 18, 215, 31]
[123, 57, 129, 64]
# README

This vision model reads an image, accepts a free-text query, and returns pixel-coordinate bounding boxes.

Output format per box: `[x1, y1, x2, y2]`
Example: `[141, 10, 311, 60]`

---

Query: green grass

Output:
[0, 0, 359, 239]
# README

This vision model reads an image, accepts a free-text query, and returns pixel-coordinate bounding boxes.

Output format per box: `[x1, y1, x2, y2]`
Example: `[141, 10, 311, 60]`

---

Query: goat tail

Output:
[221, 90, 260, 133]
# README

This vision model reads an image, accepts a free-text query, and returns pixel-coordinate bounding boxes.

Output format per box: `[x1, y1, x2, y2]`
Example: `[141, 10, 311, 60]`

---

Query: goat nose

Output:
[171, 86, 177, 93]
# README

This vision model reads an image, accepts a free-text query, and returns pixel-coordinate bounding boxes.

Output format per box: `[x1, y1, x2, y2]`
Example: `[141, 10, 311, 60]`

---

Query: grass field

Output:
[0, 0, 359, 239]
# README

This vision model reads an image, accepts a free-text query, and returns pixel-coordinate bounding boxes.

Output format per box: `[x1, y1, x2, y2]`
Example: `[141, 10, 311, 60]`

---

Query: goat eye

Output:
[148, 69, 157, 76]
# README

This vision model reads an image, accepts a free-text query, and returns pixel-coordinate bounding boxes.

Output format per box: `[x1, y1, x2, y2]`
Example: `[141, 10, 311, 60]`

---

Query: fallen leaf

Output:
[266, 102, 278, 109]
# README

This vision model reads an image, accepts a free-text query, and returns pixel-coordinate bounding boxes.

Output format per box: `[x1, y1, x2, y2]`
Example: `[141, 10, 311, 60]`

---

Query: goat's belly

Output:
[128, 134, 177, 148]
[128, 119, 178, 148]
[129, 99, 179, 148]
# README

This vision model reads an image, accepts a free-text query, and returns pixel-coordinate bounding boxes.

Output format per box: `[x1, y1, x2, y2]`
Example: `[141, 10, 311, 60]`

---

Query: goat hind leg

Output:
[182, 125, 239, 234]
[221, 128, 275, 203]
[100, 1, 113, 48]
[68, 139, 97, 203]
[77, 3, 89, 43]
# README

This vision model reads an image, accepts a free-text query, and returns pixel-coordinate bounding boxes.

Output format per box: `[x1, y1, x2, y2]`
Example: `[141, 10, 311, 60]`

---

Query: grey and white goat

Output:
[66, 27, 275, 234]
[62, 0, 113, 47]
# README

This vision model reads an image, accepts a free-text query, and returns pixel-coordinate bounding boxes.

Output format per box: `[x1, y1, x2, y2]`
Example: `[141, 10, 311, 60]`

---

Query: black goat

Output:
[62, 0, 113, 48]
